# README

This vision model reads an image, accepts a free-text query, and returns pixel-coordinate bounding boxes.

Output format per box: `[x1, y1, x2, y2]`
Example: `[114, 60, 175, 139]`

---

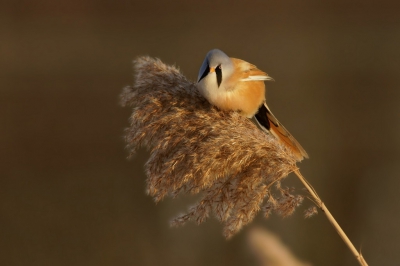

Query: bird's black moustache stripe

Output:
[198, 64, 209, 82]
[216, 65, 222, 87]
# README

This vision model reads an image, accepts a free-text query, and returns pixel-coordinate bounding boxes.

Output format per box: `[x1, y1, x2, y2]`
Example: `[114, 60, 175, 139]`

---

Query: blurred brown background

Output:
[1, 1, 400, 265]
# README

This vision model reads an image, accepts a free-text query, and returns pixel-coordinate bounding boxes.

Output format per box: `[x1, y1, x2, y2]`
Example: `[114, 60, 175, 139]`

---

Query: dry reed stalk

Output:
[294, 170, 368, 266]
[121, 57, 368, 265]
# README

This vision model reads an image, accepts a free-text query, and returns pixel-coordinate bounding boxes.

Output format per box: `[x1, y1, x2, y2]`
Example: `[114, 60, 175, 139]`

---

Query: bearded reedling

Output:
[196, 49, 308, 161]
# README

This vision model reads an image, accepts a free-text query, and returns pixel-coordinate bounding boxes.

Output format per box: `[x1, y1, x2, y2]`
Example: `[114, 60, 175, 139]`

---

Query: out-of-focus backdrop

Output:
[1, 1, 400, 265]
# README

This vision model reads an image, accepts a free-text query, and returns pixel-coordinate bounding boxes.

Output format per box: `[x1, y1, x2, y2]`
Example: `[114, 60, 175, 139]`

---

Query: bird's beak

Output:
[209, 67, 215, 73]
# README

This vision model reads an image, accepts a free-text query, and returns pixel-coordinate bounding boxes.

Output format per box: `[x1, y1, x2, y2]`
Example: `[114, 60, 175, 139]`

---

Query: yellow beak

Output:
[209, 67, 215, 73]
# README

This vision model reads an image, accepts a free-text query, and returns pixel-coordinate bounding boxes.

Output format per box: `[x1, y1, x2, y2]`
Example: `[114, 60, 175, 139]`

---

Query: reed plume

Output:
[121, 57, 303, 238]
[121, 57, 369, 266]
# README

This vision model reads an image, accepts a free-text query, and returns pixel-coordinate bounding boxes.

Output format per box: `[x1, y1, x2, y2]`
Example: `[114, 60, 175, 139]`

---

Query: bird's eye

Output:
[215, 64, 222, 87]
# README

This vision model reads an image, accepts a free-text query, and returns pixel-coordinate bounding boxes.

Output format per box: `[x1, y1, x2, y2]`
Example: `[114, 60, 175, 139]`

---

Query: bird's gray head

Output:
[197, 49, 235, 88]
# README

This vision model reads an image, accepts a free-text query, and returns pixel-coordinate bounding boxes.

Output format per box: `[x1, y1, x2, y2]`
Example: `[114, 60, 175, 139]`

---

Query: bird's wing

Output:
[254, 102, 308, 161]
[230, 58, 273, 81]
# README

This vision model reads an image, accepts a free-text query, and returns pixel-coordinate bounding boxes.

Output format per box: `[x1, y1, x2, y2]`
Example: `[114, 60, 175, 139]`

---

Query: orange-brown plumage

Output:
[257, 104, 309, 161]
[227, 58, 268, 117]
[218, 58, 267, 117]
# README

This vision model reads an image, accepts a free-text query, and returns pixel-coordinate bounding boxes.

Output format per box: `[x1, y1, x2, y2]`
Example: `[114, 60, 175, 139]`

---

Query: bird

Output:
[196, 49, 308, 161]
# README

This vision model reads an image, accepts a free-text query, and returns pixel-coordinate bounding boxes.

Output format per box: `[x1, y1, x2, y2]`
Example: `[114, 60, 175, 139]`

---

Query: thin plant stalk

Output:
[293, 169, 368, 266]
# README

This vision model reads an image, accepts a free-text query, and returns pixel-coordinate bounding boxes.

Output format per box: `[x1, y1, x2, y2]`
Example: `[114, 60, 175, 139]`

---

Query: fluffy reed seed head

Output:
[121, 57, 303, 238]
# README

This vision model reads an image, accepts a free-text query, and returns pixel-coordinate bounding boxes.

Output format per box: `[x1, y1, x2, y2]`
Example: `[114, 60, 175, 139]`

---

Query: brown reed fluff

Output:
[120, 57, 304, 238]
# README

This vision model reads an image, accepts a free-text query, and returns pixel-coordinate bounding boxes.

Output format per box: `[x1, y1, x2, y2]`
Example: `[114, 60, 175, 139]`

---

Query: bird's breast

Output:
[227, 80, 266, 117]
[197, 72, 266, 118]
[208, 76, 265, 117]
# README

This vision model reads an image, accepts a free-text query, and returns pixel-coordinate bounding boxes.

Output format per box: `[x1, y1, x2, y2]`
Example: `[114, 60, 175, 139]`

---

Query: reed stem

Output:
[293, 169, 368, 266]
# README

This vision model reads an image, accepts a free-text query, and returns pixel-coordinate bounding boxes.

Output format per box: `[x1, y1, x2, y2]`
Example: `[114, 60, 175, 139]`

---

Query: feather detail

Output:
[241, 75, 274, 81]
[254, 103, 308, 161]
[230, 58, 272, 81]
